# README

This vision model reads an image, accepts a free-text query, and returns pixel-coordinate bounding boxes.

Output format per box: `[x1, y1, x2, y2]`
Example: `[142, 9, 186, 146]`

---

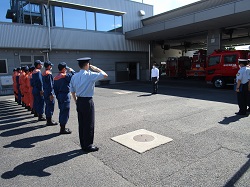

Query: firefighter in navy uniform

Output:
[235, 59, 249, 115]
[31, 60, 46, 121]
[42, 61, 58, 126]
[16, 67, 22, 105]
[53, 62, 75, 134]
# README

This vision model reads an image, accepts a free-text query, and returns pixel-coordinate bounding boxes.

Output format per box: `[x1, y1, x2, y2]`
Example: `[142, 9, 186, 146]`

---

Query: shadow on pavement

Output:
[0, 120, 38, 131]
[1, 149, 85, 179]
[224, 154, 250, 187]
[3, 133, 60, 148]
[218, 114, 249, 125]
[99, 81, 237, 105]
[0, 124, 47, 137]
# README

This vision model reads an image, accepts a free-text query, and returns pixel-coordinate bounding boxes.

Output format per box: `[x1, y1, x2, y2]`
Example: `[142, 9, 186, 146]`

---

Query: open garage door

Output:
[116, 62, 139, 82]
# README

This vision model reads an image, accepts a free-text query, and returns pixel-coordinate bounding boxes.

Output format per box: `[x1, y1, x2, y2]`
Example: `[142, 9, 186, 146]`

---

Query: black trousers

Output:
[77, 97, 95, 149]
[152, 77, 158, 93]
[237, 83, 248, 114]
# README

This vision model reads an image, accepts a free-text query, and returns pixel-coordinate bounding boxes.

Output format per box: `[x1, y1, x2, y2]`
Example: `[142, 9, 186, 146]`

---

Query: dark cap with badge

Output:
[58, 62, 69, 71]
[238, 59, 248, 66]
[77, 57, 91, 67]
[29, 65, 35, 72]
[44, 61, 54, 68]
[77, 57, 91, 62]
[34, 60, 44, 67]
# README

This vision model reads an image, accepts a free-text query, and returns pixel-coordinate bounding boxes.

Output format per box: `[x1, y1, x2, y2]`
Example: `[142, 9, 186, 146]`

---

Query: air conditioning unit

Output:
[0, 76, 13, 86]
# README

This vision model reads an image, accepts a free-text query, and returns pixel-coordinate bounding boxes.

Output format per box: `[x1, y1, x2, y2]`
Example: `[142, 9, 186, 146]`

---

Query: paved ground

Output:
[0, 79, 249, 187]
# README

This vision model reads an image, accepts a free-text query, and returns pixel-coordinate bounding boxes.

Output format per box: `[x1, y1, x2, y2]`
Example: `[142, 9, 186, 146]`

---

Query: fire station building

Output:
[0, 0, 250, 94]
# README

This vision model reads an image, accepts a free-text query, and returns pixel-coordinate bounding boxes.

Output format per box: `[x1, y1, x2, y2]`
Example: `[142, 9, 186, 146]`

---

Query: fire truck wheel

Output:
[213, 77, 225, 88]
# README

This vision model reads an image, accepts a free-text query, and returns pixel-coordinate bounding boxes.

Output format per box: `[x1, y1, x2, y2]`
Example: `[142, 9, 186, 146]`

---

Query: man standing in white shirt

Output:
[151, 62, 159, 94]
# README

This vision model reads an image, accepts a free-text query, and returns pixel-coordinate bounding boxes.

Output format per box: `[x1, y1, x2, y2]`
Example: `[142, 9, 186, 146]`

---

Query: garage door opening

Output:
[116, 62, 139, 82]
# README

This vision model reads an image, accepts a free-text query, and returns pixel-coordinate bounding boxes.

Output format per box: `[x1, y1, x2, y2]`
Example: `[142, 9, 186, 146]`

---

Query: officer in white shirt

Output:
[70, 57, 108, 152]
[247, 59, 250, 112]
[235, 59, 249, 115]
[151, 62, 159, 94]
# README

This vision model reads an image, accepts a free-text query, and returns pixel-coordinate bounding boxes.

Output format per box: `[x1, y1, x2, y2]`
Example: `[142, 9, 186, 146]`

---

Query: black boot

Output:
[60, 125, 71, 134]
[33, 110, 38, 117]
[46, 117, 58, 126]
[38, 114, 46, 121]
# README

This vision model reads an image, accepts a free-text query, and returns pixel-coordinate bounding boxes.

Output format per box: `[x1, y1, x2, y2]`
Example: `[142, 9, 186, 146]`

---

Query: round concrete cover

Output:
[133, 134, 155, 142]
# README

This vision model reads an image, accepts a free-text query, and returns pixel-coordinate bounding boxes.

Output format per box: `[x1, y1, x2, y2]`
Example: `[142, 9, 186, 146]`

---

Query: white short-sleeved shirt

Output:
[236, 66, 249, 84]
[151, 67, 159, 79]
[70, 69, 104, 97]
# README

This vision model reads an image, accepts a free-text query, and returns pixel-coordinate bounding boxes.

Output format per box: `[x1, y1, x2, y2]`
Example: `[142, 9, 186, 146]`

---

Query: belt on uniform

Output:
[77, 97, 92, 100]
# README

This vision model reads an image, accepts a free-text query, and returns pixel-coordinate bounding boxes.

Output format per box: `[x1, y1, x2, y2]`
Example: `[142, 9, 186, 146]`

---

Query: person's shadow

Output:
[0, 124, 46, 137]
[1, 149, 85, 179]
[219, 114, 248, 125]
[137, 93, 153, 97]
[3, 133, 59, 148]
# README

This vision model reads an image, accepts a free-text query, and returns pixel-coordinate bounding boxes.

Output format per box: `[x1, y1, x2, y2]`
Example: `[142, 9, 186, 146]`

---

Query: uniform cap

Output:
[13, 68, 17, 72]
[34, 60, 44, 66]
[29, 65, 35, 72]
[44, 61, 54, 68]
[77, 57, 91, 62]
[16, 67, 21, 71]
[238, 59, 248, 65]
[21, 65, 29, 71]
[58, 62, 69, 70]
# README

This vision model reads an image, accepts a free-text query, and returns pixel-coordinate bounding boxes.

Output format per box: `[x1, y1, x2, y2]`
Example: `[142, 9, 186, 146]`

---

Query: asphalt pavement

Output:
[0, 80, 249, 187]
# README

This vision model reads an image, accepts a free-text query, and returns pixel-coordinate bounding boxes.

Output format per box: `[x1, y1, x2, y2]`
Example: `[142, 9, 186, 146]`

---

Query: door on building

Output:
[116, 62, 139, 82]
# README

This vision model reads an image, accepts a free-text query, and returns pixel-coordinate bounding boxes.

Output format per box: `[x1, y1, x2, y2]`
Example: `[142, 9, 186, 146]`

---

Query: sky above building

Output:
[132, 0, 200, 15]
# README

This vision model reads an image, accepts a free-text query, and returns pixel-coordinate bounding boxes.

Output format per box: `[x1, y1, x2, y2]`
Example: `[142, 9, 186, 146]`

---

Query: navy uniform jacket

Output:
[53, 72, 74, 100]
[42, 70, 54, 97]
[31, 69, 43, 95]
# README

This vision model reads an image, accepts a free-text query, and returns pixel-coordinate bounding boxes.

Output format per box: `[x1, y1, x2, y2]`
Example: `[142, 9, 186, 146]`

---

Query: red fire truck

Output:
[165, 56, 191, 78]
[205, 50, 250, 88]
[186, 49, 207, 77]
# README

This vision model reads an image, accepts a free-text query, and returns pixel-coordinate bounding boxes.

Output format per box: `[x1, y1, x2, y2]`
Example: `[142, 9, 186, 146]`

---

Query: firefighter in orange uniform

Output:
[12, 68, 18, 102]
[19, 66, 27, 107]
[23, 66, 31, 111]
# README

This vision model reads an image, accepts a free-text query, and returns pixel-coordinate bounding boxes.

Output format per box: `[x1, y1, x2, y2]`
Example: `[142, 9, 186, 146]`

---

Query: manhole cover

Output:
[133, 134, 155, 142]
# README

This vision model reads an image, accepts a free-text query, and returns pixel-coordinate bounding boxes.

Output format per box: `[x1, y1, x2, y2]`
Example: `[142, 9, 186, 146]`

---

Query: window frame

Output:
[208, 56, 221, 67]
[0, 59, 8, 74]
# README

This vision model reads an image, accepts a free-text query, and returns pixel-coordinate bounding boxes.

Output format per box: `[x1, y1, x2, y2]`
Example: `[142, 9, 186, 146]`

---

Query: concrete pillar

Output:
[207, 30, 221, 55]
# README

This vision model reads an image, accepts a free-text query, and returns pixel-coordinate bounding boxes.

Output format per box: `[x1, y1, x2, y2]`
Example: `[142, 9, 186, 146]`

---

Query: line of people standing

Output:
[12, 60, 75, 134]
[12, 58, 108, 152]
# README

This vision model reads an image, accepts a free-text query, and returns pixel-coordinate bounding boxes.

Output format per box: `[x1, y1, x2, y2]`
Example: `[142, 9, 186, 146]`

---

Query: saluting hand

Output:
[90, 65, 98, 71]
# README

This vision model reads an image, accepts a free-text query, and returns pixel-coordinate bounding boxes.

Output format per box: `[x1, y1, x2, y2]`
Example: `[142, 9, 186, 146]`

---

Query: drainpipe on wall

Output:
[148, 43, 151, 81]
[46, 0, 52, 60]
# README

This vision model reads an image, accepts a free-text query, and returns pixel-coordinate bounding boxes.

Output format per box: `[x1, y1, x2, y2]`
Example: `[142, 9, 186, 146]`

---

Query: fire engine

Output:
[186, 49, 207, 77]
[205, 50, 250, 88]
[165, 56, 191, 78]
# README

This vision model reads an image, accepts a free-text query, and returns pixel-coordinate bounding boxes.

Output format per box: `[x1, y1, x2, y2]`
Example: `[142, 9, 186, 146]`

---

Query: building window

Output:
[84, 11, 95, 31]
[20, 55, 32, 67]
[96, 13, 115, 32]
[0, 59, 8, 74]
[54, 6, 63, 27]
[63, 7, 85, 29]
[52, 6, 122, 33]
[34, 56, 45, 62]
[19, 55, 44, 67]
